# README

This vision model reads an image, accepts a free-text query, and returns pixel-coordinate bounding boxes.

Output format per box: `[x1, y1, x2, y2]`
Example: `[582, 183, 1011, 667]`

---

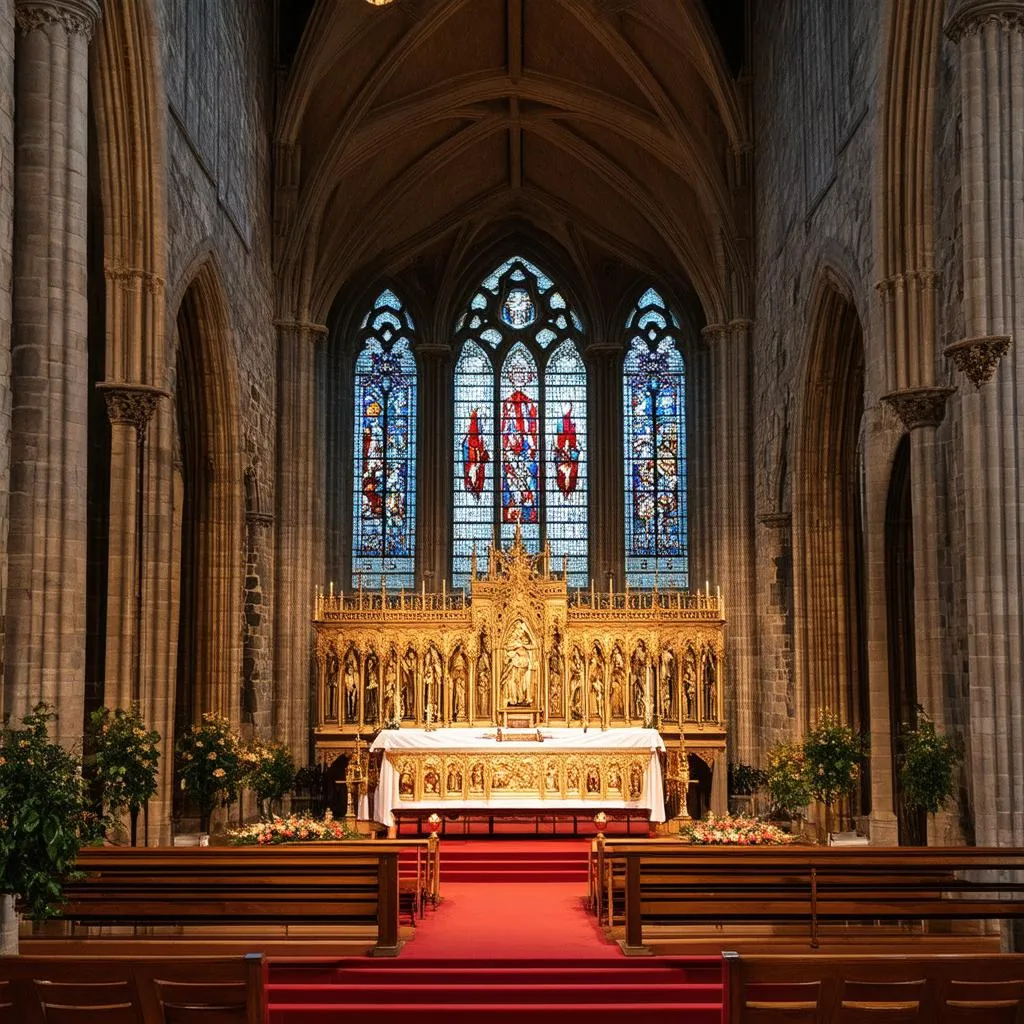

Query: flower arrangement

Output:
[240, 740, 296, 819]
[0, 706, 102, 932]
[175, 713, 242, 833]
[227, 813, 359, 846]
[87, 704, 160, 846]
[682, 813, 792, 846]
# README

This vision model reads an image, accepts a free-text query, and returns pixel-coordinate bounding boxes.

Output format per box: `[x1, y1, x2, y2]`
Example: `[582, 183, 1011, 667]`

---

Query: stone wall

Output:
[750, 0, 882, 754]
[0, 0, 13, 708]
[155, 0, 277, 734]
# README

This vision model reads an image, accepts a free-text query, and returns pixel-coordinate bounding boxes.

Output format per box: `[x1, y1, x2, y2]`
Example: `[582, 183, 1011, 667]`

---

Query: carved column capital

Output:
[944, 335, 1012, 388]
[96, 382, 169, 437]
[15, 0, 100, 37]
[880, 386, 956, 431]
[947, 0, 1024, 40]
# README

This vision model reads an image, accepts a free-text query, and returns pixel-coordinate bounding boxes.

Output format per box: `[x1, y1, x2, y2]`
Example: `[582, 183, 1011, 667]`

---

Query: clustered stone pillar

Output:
[275, 318, 326, 764]
[414, 340, 451, 587]
[947, 0, 1023, 849]
[586, 342, 625, 587]
[4, 0, 99, 745]
[705, 319, 758, 763]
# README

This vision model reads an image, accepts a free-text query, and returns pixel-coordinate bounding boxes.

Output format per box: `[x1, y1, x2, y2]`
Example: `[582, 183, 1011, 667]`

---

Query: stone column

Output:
[705, 320, 758, 763]
[274, 319, 326, 764]
[414, 341, 450, 586]
[946, 0, 1024, 848]
[881, 387, 954, 844]
[586, 341, 624, 588]
[95, 383, 167, 710]
[4, 0, 99, 745]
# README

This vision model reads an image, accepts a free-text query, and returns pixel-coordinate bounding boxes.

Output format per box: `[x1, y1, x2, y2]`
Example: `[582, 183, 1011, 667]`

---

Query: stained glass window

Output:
[452, 256, 588, 588]
[352, 289, 417, 589]
[623, 288, 687, 588]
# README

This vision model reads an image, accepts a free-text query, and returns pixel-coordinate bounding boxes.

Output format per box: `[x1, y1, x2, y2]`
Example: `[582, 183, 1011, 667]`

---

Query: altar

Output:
[370, 727, 667, 827]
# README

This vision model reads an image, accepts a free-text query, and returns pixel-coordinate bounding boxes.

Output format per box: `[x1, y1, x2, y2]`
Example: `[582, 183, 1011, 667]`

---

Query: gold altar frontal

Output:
[312, 533, 727, 800]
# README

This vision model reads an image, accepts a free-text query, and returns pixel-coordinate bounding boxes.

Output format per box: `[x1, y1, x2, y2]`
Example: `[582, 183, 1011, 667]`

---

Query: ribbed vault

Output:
[275, 0, 749, 325]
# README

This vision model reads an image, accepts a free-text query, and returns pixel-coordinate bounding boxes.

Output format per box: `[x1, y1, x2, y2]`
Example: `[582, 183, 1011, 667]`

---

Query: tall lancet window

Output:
[623, 288, 687, 588]
[352, 289, 417, 589]
[452, 256, 588, 588]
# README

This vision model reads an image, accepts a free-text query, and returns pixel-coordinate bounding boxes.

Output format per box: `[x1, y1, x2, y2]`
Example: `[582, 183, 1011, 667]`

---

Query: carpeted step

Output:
[268, 1001, 722, 1024]
[269, 965, 715, 986]
[268, 981, 722, 1005]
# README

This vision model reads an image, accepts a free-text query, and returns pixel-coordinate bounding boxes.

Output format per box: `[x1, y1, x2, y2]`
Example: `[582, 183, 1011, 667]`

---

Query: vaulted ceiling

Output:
[276, 0, 750, 328]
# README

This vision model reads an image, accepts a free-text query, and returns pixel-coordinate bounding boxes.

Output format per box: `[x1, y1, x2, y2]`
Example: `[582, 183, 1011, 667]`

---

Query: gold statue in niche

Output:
[500, 619, 535, 706]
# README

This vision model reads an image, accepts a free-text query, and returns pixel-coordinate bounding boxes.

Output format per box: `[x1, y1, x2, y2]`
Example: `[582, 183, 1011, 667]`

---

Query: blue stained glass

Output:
[480, 328, 503, 347]
[623, 289, 687, 588]
[375, 289, 402, 311]
[502, 288, 536, 328]
[352, 292, 417, 589]
[545, 340, 588, 587]
[452, 341, 495, 588]
[535, 328, 557, 348]
[549, 291, 566, 309]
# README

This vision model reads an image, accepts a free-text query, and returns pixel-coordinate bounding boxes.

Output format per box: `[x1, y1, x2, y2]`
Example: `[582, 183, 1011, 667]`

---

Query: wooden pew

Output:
[0, 953, 265, 1023]
[60, 841, 430, 956]
[593, 843, 1024, 952]
[724, 952, 1024, 1022]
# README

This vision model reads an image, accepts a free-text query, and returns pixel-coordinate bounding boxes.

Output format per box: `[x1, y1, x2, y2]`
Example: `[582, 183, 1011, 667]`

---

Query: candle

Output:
[329, 580, 334, 598]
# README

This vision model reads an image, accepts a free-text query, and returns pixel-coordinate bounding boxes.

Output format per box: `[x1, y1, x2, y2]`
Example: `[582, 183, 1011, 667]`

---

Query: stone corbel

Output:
[943, 335, 1011, 388]
[880, 386, 955, 431]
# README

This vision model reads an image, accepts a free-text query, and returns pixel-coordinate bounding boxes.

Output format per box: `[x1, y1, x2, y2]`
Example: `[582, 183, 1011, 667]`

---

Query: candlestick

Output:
[329, 580, 334, 598]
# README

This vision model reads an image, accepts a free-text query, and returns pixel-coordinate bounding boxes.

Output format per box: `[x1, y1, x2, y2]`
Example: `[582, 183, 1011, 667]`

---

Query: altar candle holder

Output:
[427, 812, 442, 838]
[594, 811, 608, 839]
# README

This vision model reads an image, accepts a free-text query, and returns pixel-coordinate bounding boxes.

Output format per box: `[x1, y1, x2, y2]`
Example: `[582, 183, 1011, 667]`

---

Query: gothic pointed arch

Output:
[792, 272, 866, 733]
[172, 258, 244, 733]
[451, 255, 589, 586]
[622, 287, 688, 588]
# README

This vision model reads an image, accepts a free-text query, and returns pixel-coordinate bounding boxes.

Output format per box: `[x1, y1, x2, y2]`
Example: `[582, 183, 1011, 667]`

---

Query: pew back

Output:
[0, 954, 265, 1024]
[725, 953, 1024, 1023]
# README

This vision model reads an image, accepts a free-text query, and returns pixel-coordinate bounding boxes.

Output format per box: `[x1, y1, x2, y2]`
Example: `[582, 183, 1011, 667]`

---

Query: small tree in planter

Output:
[240, 740, 296, 820]
[899, 709, 962, 837]
[175, 713, 242, 837]
[0, 705, 102, 954]
[728, 762, 767, 815]
[803, 710, 864, 841]
[87, 705, 160, 847]
[764, 742, 813, 825]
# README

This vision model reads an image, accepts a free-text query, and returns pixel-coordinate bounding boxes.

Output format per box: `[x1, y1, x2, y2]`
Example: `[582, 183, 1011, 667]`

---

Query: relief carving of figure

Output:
[446, 765, 463, 793]
[703, 652, 717, 721]
[631, 651, 647, 722]
[610, 647, 626, 718]
[476, 638, 492, 718]
[629, 764, 643, 800]
[344, 650, 359, 722]
[568, 648, 585, 721]
[383, 652, 400, 722]
[325, 652, 339, 721]
[470, 762, 485, 790]
[423, 646, 442, 719]
[401, 648, 417, 720]
[684, 649, 698, 720]
[589, 656, 604, 721]
[501, 620, 534, 706]
[364, 655, 379, 723]
[451, 654, 468, 722]
[659, 648, 674, 719]
[548, 631, 563, 711]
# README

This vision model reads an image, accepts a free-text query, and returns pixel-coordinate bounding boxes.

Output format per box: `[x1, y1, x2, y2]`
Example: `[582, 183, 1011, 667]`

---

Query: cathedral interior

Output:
[0, 0, 1021, 847]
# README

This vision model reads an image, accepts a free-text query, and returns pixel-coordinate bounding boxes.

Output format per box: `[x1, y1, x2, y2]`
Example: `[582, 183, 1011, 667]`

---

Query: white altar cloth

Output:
[370, 727, 666, 827]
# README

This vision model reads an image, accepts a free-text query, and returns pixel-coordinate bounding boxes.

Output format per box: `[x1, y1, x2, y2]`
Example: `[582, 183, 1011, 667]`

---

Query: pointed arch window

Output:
[352, 289, 417, 589]
[623, 288, 687, 587]
[452, 256, 588, 587]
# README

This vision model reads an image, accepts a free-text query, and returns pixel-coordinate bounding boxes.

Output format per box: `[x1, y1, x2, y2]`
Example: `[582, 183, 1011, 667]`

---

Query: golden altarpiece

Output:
[312, 534, 726, 821]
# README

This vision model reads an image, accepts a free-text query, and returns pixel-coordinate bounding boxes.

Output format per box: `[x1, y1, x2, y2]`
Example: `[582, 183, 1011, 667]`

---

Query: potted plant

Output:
[802, 709, 864, 841]
[899, 708, 961, 833]
[87, 705, 160, 846]
[240, 740, 296, 820]
[0, 705, 101, 955]
[175, 713, 242, 840]
[728, 761, 767, 816]
[764, 741, 813, 825]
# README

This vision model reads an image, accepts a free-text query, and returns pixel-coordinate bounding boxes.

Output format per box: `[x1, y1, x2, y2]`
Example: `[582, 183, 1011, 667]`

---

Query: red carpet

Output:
[268, 840, 725, 1021]
[410, 838, 591, 883]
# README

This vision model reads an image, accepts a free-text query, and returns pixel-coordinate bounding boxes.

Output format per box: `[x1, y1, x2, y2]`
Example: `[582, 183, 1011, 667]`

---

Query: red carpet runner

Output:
[267, 840, 725, 1022]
